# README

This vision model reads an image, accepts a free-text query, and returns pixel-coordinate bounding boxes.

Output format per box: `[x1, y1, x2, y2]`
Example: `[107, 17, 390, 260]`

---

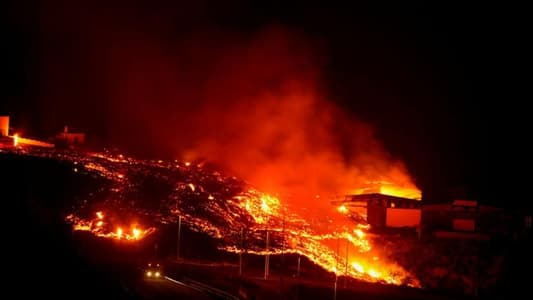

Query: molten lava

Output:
[221, 188, 418, 286]
[66, 211, 155, 241]
[12, 149, 420, 287]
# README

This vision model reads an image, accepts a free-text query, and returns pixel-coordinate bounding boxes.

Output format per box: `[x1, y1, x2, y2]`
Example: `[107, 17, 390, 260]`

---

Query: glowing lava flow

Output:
[66, 211, 155, 241]
[12, 149, 420, 286]
[221, 189, 419, 286]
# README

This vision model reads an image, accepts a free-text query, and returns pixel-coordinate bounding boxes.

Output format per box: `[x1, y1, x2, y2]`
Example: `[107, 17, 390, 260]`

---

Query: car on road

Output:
[144, 262, 163, 279]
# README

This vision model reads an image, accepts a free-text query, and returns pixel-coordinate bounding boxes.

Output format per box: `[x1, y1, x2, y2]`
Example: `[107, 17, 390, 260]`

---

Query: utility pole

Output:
[264, 230, 270, 279]
[177, 215, 182, 260]
[239, 228, 244, 277]
[334, 237, 339, 300]
[297, 254, 301, 277]
[344, 239, 349, 288]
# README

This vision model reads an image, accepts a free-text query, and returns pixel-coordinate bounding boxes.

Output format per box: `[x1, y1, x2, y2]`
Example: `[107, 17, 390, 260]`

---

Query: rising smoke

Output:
[39, 2, 419, 206]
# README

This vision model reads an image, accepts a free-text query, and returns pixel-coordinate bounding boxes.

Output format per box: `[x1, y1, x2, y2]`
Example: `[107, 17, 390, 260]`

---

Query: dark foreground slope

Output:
[1, 153, 133, 299]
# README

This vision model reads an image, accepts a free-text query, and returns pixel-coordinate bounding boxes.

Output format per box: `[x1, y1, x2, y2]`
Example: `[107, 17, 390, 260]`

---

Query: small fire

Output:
[132, 227, 141, 239]
[352, 181, 421, 200]
[66, 212, 155, 241]
[352, 262, 365, 273]
[337, 205, 348, 214]
[13, 134, 19, 147]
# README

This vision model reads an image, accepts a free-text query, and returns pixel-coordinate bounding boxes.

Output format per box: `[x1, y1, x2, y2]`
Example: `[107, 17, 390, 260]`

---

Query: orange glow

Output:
[352, 262, 365, 273]
[351, 181, 421, 200]
[337, 205, 348, 214]
[369, 269, 380, 278]
[65, 212, 154, 241]
[188, 183, 195, 192]
[132, 228, 141, 239]
[222, 189, 418, 286]
[10, 134, 54, 148]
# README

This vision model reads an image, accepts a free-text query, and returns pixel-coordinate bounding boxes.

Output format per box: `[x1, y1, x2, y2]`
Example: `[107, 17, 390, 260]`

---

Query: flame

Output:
[66, 212, 155, 241]
[337, 205, 348, 214]
[10, 133, 54, 148]
[352, 181, 421, 200]
[132, 227, 141, 239]
[352, 262, 365, 273]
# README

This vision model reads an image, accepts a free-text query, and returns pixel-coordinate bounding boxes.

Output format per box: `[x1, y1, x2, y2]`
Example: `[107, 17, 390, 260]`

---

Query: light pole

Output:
[334, 237, 339, 300]
[344, 240, 349, 288]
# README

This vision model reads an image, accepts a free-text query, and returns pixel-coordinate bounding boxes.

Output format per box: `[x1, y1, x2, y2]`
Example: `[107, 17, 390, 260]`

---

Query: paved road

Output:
[120, 272, 219, 300]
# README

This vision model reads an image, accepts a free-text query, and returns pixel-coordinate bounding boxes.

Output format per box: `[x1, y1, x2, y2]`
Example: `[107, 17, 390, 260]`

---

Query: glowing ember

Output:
[337, 205, 348, 214]
[352, 181, 421, 200]
[132, 228, 141, 239]
[352, 262, 365, 273]
[66, 212, 155, 241]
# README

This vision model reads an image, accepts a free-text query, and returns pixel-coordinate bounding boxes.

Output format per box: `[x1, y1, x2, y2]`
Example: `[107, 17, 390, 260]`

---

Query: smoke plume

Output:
[39, 2, 420, 205]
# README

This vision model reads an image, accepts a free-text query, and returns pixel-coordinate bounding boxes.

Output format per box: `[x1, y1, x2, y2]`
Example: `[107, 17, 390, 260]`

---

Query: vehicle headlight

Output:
[155, 272, 160, 277]
[146, 271, 152, 277]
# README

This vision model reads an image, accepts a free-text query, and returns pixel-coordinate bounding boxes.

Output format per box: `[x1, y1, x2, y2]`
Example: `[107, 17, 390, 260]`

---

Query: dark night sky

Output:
[1, 1, 529, 207]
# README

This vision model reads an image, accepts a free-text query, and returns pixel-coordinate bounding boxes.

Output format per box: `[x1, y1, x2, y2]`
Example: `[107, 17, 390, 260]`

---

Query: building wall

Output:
[367, 200, 387, 229]
[0, 116, 9, 136]
[386, 208, 421, 227]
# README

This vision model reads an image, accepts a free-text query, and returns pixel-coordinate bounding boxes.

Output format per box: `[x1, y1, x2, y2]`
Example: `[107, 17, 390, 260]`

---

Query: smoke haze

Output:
[38, 2, 419, 201]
